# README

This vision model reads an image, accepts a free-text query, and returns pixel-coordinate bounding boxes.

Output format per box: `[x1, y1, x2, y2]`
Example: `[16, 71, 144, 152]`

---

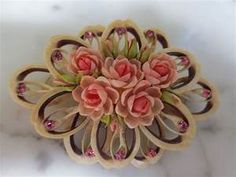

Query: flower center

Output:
[85, 89, 101, 106]
[115, 63, 131, 77]
[78, 56, 92, 71]
[154, 64, 169, 76]
[132, 96, 150, 114]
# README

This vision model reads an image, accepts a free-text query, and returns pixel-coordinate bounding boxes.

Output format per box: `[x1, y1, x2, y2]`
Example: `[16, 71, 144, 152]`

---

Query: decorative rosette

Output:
[9, 20, 219, 169]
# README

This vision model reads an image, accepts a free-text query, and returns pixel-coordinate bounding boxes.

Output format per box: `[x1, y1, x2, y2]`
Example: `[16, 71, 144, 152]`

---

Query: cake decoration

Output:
[9, 19, 219, 168]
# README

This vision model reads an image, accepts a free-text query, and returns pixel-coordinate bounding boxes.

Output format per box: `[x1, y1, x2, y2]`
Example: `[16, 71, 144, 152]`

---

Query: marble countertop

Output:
[1, 1, 236, 177]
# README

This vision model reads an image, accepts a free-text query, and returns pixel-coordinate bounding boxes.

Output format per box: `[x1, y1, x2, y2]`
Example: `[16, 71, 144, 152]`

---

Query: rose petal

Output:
[127, 95, 135, 113]
[123, 76, 138, 89]
[115, 101, 129, 118]
[110, 79, 126, 88]
[72, 86, 83, 102]
[146, 87, 161, 98]
[152, 98, 164, 114]
[139, 114, 154, 126]
[90, 109, 104, 120]
[121, 88, 133, 106]
[124, 115, 139, 129]
[78, 102, 94, 116]
[103, 98, 113, 115]
[105, 87, 119, 103]
[80, 76, 96, 88]
[133, 80, 151, 94]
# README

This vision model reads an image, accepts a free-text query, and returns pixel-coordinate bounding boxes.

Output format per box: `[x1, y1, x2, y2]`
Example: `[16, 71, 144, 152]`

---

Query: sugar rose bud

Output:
[68, 47, 103, 75]
[142, 53, 177, 88]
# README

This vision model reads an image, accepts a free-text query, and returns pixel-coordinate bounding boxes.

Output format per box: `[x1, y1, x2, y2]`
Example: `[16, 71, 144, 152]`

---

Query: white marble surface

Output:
[1, 1, 236, 177]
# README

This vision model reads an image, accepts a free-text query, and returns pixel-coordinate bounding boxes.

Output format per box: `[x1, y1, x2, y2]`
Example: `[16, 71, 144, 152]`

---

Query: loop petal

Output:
[32, 88, 89, 139]
[9, 65, 53, 109]
[139, 94, 196, 150]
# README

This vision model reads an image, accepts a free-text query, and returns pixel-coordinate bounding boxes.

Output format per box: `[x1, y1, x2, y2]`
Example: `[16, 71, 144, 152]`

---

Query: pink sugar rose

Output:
[68, 47, 103, 75]
[115, 80, 164, 128]
[72, 76, 119, 120]
[142, 53, 177, 88]
[102, 56, 144, 89]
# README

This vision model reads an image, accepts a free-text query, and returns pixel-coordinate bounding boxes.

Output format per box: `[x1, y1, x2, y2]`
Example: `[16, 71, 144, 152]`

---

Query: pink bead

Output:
[202, 89, 211, 99]
[177, 120, 188, 133]
[52, 50, 63, 61]
[44, 120, 56, 130]
[179, 56, 189, 65]
[145, 148, 157, 158]
[84, 31, 94, 39]
[85, 147, 95, 158]
[17, 83, 26, 96]
[115, 27, 126, 36]
[114, 149, 126, 160]
[146, 30, 155, 38]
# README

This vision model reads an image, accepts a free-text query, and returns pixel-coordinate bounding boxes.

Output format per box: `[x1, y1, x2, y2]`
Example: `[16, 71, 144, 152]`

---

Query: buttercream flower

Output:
[115, 80, 164, 128]
[142, 53, 177, 88]
[72, 76, 119, 120]
[68, 47, 103, 75]
[102, 56, 144, 88]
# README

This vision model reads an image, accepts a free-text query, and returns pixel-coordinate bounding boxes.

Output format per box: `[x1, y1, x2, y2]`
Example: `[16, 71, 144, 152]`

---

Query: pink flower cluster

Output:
[70, 47, 177, 128]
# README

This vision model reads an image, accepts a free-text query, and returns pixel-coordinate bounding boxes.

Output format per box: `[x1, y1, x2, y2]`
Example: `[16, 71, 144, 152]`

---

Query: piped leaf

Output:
[100, 115, 111, 126]
[127, 39, 138, 59]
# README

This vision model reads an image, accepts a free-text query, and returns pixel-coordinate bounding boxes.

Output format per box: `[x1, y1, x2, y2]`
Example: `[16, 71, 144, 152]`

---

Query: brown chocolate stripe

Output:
[96, 122, 110, 160]
[69, 116, 83, 155]
[96, 122, 137, 160]
[144, 102, 187, 144]
[167, 51, 195, 89]
[125, 126, 136, 157]
[37, 91, 81, 134]
[56, 39, 85, 48]
[156, 34, 168, 48]
[170, 67, 195, 89]
[193, 81, 213, 114]
[16, 68, 49, 103]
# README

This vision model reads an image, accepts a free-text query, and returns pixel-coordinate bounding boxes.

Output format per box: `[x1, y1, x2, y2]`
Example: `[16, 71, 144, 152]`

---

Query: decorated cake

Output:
[9, 20, 219, 168]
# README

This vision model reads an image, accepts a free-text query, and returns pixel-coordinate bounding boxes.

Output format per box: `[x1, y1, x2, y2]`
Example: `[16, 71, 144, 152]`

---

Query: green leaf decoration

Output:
[60, 86, 74, 92]
[112, 35, 119, 57]
[101, 41, 113, 57]
[127, 39, 138, 59]
[75, 73, 83, 83]
[120, 36, 129, 56]
[161, 90, 180, 104]
[61, 74, 76, 84]
[139, 47, 155, 63]
[100, 115, 111, 126]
